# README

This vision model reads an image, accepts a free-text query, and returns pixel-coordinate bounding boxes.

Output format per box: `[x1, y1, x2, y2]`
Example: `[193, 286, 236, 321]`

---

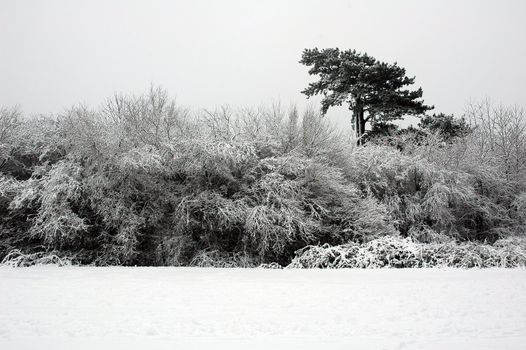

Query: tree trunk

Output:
[352, 108, 361, 145]
[359, 110, 366, 140]
[353, 99, 366, 145]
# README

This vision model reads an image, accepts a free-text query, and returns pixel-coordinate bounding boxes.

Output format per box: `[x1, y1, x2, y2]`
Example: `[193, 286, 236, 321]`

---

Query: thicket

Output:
[0, 89, 525, 267]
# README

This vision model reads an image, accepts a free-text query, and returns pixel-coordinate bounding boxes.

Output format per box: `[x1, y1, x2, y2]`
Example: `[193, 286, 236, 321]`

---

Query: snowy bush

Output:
[287, 237, 422, 269]
[1, 249, 73, 267]
[190, 249, 257, 268]
[342, 145, 513, 241]
[288, 236, 526, 269]
[9, 161, 88, 247]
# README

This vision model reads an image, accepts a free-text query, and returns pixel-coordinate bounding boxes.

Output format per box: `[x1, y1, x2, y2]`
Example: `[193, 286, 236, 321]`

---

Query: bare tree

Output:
[101, 85, 192, 148]
[0, 106, 22, 168]
[284, 104, 299, 152]
[465, 99, 526, 182]
[238, 106, 265, 140]
[201, 105, 240, 141]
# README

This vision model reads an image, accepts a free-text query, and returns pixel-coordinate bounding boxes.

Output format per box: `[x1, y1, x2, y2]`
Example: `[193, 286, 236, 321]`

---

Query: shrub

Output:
[1, 249, 74, 267]
[512, 192, 526, 228]
[342, 145, 512, 241]
[170, 191, 247, 260]
[287, 236, 421, 269]
[9, 161, 88, 248]
[190, 249, 257, 267]
[287, 236, 526, 268]
[83, 149, 176, 265]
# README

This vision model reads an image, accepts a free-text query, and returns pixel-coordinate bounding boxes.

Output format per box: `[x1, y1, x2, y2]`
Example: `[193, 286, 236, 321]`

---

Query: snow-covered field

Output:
[1, 267, 525, 350]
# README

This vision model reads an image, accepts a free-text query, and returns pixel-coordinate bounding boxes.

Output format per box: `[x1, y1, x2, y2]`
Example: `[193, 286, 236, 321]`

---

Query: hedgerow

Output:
[0, 88, 525, 267]
[287, 236, 526, 269]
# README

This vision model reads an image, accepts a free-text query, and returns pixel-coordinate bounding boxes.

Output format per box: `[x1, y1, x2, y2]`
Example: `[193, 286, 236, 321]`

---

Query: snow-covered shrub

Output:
[511, 193, 526, 229]
[165, 139, 258, 193]
[170, 191, 247, 257]
[288, 236, 526, 268]
[286, 243, 356, 268]
[241, 155, 394, 261]
[1, 249, 73, 267]
[83, 148, 177, 265]
[287, 237, 422, 269]
[0, 176, 30, 259]
[154, 234, 196, 266]
[0, 175, 22, 207]
[9, 161, 88, 248]
[342, 145, 511, 242]
[245, 204, 317, 256]
[190, 249, 257, 267]
[157, 144, 396, 264]
[331, 194, 396, 243]
[0, 116, 64, 181]
[407, 225, 453, 243]
[492, 236, 526, 267]
[259, 262, 283, 269]
[243, 158, 319, 257]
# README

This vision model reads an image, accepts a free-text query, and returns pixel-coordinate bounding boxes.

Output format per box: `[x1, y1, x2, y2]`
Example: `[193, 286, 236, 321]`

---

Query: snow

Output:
[1, 267, 526, 350]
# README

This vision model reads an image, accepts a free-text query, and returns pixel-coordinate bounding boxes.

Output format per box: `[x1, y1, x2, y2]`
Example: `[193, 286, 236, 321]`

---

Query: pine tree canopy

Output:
[300, 48, 433, 136]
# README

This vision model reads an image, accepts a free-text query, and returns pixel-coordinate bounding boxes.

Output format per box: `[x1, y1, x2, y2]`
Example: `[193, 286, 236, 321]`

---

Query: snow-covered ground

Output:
[1, 267, 525, 350]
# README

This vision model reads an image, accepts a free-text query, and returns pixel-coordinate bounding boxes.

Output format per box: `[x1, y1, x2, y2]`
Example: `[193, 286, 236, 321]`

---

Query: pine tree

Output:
[300, 48, 432, 143]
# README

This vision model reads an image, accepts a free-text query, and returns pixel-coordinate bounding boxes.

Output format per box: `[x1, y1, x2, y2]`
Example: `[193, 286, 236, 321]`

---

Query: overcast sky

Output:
[1, 0, 525, 127]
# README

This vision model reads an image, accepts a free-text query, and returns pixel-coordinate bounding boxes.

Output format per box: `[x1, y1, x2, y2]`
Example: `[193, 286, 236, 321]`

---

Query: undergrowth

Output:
[1, 249, 74, 267]
[287, 236, 526, 268]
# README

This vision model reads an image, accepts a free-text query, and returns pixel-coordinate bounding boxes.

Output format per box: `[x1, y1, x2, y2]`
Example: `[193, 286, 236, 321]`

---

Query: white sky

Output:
[1, 0, 525, 128]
